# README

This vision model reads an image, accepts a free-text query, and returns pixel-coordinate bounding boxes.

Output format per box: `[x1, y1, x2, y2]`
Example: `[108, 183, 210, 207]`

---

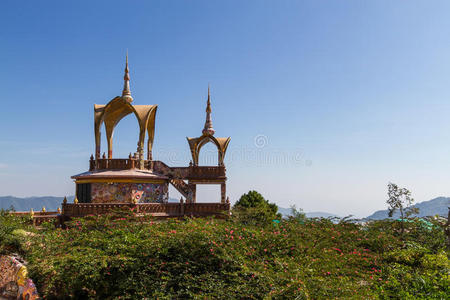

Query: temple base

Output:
[61, 202, 230, 219]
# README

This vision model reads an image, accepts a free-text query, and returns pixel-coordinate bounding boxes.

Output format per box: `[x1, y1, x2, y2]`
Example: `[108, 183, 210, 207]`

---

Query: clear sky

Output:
[1, 0, 450, 217]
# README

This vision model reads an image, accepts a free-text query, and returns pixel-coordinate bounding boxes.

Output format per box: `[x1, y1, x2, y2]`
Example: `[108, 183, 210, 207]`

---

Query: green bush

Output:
[0, 211, 448, 299]
[232, 190, 281, 226]
[0, 210, 34, 255]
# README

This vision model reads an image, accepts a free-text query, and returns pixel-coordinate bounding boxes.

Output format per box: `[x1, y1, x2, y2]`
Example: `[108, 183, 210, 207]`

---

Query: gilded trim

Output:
[75, 178, 168, 184]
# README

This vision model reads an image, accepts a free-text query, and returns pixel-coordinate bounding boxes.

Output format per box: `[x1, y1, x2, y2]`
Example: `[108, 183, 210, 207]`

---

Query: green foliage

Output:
[289, 205, 307, 223]
[231, 205, 279, 227]
[0, 209, 35, 255]
[234, 190, 277, 214]
[387, 182, 418, 219]
[232, 190, 280, 226]
[387, 182, 421, 239]
[0, 211, 448, 299]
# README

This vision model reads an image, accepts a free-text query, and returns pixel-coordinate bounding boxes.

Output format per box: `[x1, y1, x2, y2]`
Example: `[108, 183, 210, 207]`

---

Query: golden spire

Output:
[122, 51, 133, 102]
[202, 84, 215, 135]
[207, 84, 211, 113]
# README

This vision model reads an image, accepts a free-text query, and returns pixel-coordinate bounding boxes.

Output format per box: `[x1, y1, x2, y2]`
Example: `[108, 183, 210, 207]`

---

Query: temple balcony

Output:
[90, 158, 137, 171]
[89, 158, 226, 180]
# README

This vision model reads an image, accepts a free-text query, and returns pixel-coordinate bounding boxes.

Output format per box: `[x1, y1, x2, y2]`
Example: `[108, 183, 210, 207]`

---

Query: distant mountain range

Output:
[277, 207, 340, 219]
[1, 196, 448, 219]
[0, 196, 74, 211]
[365, 197, 449, 220]
[278, 197, 448, 220]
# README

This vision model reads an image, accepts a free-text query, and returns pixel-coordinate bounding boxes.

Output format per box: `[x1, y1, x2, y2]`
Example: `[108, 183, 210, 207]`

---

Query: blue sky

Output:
[1, 1, 450, 217]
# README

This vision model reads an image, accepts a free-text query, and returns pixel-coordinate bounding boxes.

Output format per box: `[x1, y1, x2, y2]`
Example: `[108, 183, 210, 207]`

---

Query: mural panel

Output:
[91, 182, 168, 203]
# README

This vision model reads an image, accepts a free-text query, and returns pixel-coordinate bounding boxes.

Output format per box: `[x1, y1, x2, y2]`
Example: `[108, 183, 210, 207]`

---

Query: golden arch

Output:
[94, 96, 157, 160]
[187, 134, 231, 166]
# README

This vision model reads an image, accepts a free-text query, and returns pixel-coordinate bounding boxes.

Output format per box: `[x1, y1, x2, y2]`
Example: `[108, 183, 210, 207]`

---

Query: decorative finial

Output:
[202, 84, 215, 136]
[30, 208, 34, 217]
[42, 206, 46, 213]
[74, 197, 79, 204]
[122, 51, 133, 102]
[57, 207, 61, 214]
[207, 84, 211, 113]
[63, 196, 67, 204]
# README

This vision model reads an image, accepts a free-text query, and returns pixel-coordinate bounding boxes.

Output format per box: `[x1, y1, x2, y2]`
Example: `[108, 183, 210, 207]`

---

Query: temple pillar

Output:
[107, 136, 113, 159]
[94, 126, 101, 159]
[147, 150, 152, 161]
[188, 183, 196, 203]
[221, 182, 226, 203]
[95, 145, 101, 160]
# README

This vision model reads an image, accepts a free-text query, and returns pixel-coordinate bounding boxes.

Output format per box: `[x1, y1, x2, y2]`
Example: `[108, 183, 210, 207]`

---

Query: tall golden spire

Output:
[122, 51, 133, 102]
[202, 84, 215, 135]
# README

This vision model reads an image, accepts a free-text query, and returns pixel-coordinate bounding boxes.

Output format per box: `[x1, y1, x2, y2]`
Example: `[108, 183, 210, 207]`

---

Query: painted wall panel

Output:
[91, 182, 168, 203]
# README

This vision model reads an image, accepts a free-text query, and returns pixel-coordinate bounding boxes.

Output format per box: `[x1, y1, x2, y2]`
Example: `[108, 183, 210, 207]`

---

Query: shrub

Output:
[232, 190, 280, 226]
[0, 211, 448, 299]
[0, 210, 34, 255]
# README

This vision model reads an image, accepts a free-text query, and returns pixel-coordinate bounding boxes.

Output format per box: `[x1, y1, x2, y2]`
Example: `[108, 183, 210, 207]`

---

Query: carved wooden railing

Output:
[9, 211, 60, 225]
[89, 158, 226, 180]
[90, 158, 137, 171]
[137, 203, 182, 214]
[63, 203, 132, 216]
[188, 166, 225, 179]
[8, 202, 231, 225]
[184, 203, 230, 216]
[10, 211, 58, 216]
[152, 161, 225, 180]
[62, 202, 230, 218]
[152, 161, 172, 174]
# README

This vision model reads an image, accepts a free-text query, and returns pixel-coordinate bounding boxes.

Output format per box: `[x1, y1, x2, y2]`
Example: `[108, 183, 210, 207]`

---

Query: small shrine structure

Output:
[63, 56, 231, 218]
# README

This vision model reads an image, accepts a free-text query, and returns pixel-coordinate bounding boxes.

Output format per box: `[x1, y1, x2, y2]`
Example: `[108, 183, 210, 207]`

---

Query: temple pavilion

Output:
[63, 56, 231, 218]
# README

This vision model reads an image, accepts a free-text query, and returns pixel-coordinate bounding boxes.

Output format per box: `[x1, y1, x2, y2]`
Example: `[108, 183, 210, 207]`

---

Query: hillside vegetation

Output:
[0, 207, 448, 299]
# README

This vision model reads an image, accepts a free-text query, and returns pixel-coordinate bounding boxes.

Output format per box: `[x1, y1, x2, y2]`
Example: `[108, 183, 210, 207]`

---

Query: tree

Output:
[386, 182, 418, 236]
[234, 190, 277, 214]
[290, 205, 307, 223]
[232, 190, 280, 225]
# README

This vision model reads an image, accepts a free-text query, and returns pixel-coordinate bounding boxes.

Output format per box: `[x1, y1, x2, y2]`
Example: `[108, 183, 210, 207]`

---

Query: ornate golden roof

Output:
[93, 56, 157, 160]
[187, 86, 230, 166]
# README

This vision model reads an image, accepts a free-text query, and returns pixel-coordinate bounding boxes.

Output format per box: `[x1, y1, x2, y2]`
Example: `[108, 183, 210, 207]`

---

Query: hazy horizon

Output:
[1, 1, 450, 218]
